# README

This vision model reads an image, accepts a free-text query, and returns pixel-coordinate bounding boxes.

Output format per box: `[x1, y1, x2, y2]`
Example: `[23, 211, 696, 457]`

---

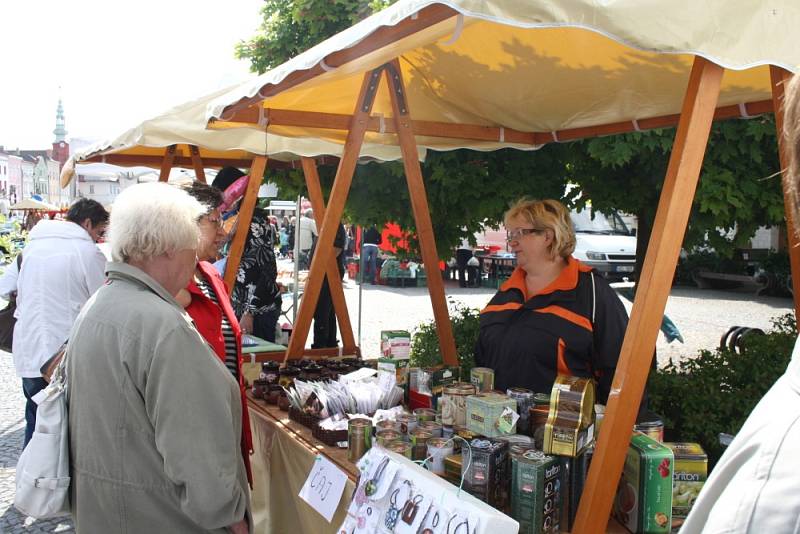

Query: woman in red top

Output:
[176, 181, 254, 486]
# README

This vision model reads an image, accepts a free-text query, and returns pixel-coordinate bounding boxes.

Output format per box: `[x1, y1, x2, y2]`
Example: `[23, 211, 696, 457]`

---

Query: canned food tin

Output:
[376, 429, 403, 448]
[441, 382, 477, 427]
[409, 428, 434, 461]
[414, 408, 437, 423]
[507, 387, 535, 435]
[418, 420, 443, 438]
[375, 419, 401, 433]
[634, 410, 665, 443]
[396, 413, 418, 435]
[427, 437, 454, 474]
[470, 367, 495, 392]
[529, 393, 551, 449]
[386, 440, 413, 459]
[348, 418, 372, 462]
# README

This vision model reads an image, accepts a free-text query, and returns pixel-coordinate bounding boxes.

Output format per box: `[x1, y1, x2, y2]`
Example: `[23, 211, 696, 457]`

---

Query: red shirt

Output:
[185, 261, 253, 486]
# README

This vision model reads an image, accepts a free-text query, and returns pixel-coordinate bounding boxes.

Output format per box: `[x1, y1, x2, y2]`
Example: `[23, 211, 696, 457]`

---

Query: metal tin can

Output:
[470, 367, 495, 392]
[634, 410, 665, 443]
[511, 449, 562, 534]
[441, 382, 477, 427]
[507, 387, 535, 435]
[376, 429, 403, 448]
[462, 438, 510, 509]
[409, 428, 434, 461]
[278, 366, 300, 389]
[418, 420, 443, 438]
[348, 418, 372, 462]
[414, 407, 437, 423]
[427, 437, 454, 474]
[396, 412, 418, 435]
[386, 440, 413, 459]
[375, 419, 401, 434]
[528, 393, 551, 449]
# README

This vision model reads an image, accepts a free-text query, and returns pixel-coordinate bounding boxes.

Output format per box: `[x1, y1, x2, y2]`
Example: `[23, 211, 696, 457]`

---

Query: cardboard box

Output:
[543, 423, 595, 458]
[377, 358, 409, 386]
[466, 393, 517, 438]
[664, 443, 707, 521]
[614, 433, 673, 534]
[380, 330, 411, 359]
[408, 366, 460, 410]
[511, 450, 562, 534]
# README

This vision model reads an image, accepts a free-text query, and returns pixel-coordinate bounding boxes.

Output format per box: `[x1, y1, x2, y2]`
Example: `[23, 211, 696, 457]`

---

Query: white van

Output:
[571, 207, 637, 280]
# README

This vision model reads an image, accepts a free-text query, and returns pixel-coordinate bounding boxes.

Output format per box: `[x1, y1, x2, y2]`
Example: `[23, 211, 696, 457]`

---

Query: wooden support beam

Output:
[385, 59, 459, 367]
[300, 156, 357, 352]
[218, 4, 458, 119]
[284, 68, 383, 360]
[79, 153, 325, 170]
[212, 99, 773, 147]
[770, 66, 800, 329]
[158, 145, 177, 182]
[573, 56, 724, 533]
[189, 145, 207, 183]
[224, 156, 268, 289]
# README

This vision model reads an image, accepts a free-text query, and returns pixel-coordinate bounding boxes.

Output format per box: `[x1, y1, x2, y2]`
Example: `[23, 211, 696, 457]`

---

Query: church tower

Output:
[52, 97, 69, 166]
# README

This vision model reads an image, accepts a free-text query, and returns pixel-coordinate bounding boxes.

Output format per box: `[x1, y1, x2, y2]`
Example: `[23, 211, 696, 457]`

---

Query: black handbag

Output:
[0, 253, 22, 353]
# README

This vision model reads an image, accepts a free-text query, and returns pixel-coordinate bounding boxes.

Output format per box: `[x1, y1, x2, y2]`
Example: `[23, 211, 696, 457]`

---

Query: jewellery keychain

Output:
[364, 456, 390, 498]
[385, 480, 412, 530]
[446, 515, 470, 534]
[356, 506, 373, 530]
[416, 504, 444, 534]
[401, 494, 424, 524]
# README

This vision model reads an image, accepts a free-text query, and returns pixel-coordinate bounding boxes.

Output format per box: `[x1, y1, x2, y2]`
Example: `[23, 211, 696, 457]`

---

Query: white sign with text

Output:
[298, 454, 349, 522]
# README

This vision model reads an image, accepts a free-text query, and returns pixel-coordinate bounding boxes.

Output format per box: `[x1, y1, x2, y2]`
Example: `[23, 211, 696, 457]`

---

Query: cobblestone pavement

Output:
[0, 350, 73, 533]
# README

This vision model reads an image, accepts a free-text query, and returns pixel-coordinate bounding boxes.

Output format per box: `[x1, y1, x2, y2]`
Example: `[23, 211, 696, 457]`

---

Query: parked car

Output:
[571, 207, 637, 280]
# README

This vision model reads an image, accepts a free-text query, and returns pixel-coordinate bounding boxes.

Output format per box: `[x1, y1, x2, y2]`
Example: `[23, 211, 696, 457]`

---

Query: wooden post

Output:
[189, 145, 207, 183]
[300, 156, 357, 351]
[573, 56, 724, 533]
[158, 145, 177, 182]
[224, 156, 267, 289]
[284, 68, 383, 360]
[384, 60, 458, 367]
[770, 66, 800, 328]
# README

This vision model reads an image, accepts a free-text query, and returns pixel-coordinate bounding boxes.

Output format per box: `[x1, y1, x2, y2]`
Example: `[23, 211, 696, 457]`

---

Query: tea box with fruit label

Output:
[614, 432, 673, 533]
[664, 442, 707, 522]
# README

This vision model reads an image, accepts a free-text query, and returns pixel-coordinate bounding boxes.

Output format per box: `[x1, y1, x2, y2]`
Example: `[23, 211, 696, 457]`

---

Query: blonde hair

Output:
[504, 198, 576, 260]
[784, 74, 800, 234]
[109, 182, 205, 263]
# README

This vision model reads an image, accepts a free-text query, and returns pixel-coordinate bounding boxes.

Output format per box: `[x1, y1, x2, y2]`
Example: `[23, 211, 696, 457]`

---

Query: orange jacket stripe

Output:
[481, 302, 523, 314]
[557, 338, 571, 376]
[535, 305, 593, 332]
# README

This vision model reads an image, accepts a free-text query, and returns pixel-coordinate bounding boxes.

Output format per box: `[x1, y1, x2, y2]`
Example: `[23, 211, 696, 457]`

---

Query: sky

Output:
[0, 0, 265, 151]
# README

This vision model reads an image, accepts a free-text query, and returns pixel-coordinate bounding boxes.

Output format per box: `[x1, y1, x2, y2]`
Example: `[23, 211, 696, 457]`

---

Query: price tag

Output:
[497, 406, 519, 434]
[299, 454, 349, 522]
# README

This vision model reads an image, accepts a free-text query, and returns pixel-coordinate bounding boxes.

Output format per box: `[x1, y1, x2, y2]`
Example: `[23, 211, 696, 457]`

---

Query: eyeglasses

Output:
[506, 227, 546, 243]
[203, 215, 224, 229]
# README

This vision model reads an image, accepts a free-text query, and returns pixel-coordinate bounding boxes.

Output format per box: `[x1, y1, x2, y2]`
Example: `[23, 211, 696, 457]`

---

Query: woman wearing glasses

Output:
[475, 198, 628, 403]
[176, 181, 253, 488]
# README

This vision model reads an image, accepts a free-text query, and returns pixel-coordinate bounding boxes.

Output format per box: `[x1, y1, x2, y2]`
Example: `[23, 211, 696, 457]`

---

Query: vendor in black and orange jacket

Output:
[475, 198, 628, 404]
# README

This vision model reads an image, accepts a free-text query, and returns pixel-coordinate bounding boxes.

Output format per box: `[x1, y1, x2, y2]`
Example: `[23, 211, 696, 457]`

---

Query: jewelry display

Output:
[385, 480, 412, 530]
[364, 456, 390, 497]
[401, 494, 424, 524]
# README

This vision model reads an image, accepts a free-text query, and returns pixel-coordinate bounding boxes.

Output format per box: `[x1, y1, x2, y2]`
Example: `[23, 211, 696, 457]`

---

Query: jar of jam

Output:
[279, 366, 300, 388]
[301, 363, 323, 381]
[266, 384, 282, 405]
[251, 379, 268, 399]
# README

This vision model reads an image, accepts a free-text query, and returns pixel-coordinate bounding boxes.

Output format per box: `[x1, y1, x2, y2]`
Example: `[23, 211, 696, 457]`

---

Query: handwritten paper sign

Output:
[299, 454, 349, 522]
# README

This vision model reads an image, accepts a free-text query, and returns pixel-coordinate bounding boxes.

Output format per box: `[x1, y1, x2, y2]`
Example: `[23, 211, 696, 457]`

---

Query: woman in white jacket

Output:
[680, 76, 800, 533]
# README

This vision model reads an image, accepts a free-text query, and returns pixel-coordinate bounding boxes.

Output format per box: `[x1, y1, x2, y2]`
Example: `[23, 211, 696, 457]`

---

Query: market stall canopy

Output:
[11, 198, 59, 211]
[61, 84, 417, 187]
[207, 0, 799, 150]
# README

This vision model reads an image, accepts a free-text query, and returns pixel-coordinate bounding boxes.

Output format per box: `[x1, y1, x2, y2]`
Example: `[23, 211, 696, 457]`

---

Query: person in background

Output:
[679, 70, 800, 534]
[297, 208, 317, 269]
[456, 236, 476, 288]
[287, 216, 297, 258]
[212, 167, 281, 342]
[361, 225, 382, 284]
[312, 222, 347, 348]
[67, 183, 250, 533]
[279, 224, 289, 257]
[0, 198, 108, 447]
[475, 198, 628, 403]
[176, 181, 253, 486]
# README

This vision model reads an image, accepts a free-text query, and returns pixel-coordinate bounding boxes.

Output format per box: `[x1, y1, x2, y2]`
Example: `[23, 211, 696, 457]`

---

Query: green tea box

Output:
[380, 330, 411, 359]
[614, 432, 673, 533]
[466, 393, 517, 437]
[664, 442, 707, 520]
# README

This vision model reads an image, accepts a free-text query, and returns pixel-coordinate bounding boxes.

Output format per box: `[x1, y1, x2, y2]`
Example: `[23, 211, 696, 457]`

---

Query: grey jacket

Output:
[67, 262, 250, 533]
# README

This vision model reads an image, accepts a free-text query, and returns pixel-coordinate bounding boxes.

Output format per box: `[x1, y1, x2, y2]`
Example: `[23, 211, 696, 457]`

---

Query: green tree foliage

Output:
[240, 1, 785, 264]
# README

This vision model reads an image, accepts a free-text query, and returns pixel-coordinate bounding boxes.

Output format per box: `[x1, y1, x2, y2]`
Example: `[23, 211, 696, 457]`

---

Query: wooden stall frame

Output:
[158, 144, 177, 182]
[224, 155, 268, 289]
[189, 145, 207, 184]
[300, 156, 357, 352]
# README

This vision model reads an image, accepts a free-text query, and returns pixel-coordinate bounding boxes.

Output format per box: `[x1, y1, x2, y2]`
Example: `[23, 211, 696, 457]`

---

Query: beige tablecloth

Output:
[248, 407, 356, 533]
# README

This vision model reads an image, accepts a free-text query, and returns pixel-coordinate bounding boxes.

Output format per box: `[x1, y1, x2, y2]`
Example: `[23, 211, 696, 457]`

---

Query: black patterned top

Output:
[232, 208, 280, 318]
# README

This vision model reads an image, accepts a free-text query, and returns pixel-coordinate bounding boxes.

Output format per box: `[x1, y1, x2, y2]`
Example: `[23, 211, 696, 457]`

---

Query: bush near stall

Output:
[648, 313, 796, 468]
[409, 302, 480, 378]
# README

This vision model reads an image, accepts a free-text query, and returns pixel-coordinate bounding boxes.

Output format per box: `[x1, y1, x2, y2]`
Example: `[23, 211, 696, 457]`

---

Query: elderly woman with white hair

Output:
[66, 183, 251, 534]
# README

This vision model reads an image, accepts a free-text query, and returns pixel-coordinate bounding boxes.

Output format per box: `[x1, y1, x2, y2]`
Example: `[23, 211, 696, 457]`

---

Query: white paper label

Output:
[298, 454, 349, 522]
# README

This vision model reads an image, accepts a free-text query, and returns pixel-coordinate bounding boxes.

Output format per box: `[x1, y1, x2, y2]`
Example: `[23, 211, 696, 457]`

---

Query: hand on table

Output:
[239, 312, 254, 335]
